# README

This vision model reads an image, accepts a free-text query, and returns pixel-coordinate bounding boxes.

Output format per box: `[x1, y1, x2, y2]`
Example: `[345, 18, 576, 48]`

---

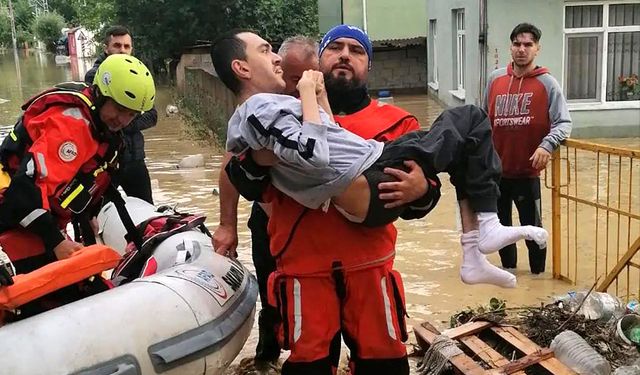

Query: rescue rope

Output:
[416, 334, 463, 375]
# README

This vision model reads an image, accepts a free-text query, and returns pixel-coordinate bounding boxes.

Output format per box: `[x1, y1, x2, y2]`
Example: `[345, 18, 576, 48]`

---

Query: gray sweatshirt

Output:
[226, 93, 384, 209]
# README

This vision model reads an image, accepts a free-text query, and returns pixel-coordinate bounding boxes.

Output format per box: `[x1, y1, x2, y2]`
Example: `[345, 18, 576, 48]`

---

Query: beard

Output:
[323, 70, 369, 114]
[324, 71, 365, 95]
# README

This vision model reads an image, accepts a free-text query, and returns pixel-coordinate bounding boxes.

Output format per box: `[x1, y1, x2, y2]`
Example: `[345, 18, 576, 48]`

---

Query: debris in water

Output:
[448, 298, 639, 370]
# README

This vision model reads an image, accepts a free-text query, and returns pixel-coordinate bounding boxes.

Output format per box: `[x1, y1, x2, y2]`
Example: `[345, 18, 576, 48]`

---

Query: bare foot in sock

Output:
[477, 212, 548, 254]
[460, 230, 517, 288]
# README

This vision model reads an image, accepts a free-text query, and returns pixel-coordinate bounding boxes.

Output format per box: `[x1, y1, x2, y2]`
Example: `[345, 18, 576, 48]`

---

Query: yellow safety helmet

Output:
[93, 54, 155, 112]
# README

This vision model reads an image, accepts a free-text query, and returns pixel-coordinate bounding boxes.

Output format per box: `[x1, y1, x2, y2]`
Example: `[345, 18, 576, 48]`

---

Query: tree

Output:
[228, 0, 284, 41]
[111, 0, 318, 72]
[11, 0, 33, 32]
[49, 0, 80, 26]
[72, 0, 115, 32]
[0, 13, 11, 48]
[0, 0, 36, 46]
[112, 0, 230, 69]
[281, 0, 318, 38]
[33, 11, 65, 51]
[225, 0, 318, 42]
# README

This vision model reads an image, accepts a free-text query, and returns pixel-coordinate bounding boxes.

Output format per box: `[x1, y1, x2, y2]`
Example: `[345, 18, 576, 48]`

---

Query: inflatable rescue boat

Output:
[0, 196, 258, 375]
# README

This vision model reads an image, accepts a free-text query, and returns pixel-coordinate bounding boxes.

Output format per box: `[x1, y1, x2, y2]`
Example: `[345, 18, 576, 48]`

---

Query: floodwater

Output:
[1, 51, 639, 372]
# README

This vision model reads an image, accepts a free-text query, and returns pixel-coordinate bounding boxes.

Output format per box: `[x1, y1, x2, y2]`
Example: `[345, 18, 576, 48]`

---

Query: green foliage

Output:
[1, 0, 34, 46]
[33, 11, 65, 51]
[218, 0, 319, 43]
[179, 94, 228, 149]
[228, 0, 283, 40]
[16, 25, 32, 45]
[0, 13, 11, 47]
[2, 0, 318, 64]
[281, 0, 318, 38]
[112, 0, 318, 70]
[72, 0, 116, 33]
[11, 0, 34, 31]
[48, 0, 79, 26]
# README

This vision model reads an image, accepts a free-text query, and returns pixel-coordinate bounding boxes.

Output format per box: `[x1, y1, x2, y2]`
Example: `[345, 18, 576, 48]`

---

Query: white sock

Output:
[476, 212, 548, 254]
[460, 230, 517, 288]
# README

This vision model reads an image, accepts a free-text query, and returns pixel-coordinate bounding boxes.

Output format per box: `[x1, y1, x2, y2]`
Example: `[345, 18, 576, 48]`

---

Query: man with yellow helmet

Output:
[0, 54, 155, 286]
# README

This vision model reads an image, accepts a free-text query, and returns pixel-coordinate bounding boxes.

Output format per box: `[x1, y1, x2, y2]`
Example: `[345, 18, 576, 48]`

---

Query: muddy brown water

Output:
[2, 52, 639, 372]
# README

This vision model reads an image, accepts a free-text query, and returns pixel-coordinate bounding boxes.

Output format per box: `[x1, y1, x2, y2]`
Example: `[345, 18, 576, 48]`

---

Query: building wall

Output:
[318, 0, 428, 91]
[427, 0, 564, 107]
[342, 1, 365, 30]
[183, 68, 235, 121]
[571, 109, 640, 138]
[318, 0, 343, 33]
[336, 0, 426, 40]
[428, 0, 640, 138]
[368, 46, 427, 91]
[561, 0, 640, 137]
[366, 0, 427, 40]
[485, 0, 564, 88]
[175, 51, 214, 93]
[426, 0, 480, 107]
[487, 0, 639, 138]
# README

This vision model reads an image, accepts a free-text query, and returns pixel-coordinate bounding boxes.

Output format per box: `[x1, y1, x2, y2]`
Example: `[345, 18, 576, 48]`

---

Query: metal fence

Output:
[549, 139, 640, 301]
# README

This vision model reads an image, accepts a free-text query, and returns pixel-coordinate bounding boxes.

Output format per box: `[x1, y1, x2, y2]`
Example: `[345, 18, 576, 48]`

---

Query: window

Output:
[564, 2, 640, 103]
[454, 9, 465, 91]
[428, 19, 438, 88]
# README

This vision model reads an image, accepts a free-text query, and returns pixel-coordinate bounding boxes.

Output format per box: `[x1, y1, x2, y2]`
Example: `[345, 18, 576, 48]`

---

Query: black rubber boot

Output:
[255, 306, 281, 363]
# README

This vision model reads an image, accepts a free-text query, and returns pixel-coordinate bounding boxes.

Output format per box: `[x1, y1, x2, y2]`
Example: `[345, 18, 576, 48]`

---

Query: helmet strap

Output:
[90, 87, 112, 140]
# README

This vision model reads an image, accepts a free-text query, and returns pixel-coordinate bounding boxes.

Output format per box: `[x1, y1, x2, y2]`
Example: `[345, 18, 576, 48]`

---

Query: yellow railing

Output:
[548, 139, 640, 301]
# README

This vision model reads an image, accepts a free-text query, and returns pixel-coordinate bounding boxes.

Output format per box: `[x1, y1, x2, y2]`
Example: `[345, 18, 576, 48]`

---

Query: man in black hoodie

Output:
[85, 25, 157, 204]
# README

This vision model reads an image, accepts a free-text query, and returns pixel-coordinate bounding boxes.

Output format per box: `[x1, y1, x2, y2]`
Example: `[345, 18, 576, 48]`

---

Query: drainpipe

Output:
[478, 0, 488, 106]
[362, 0, 368, 33]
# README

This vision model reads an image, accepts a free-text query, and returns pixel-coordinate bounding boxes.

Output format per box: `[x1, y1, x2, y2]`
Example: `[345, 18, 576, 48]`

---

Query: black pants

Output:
[363, 104, 502, 226]
[247, 203, 281, 361]
[117, 159, 154, 204]
[497, 177, 546, 273]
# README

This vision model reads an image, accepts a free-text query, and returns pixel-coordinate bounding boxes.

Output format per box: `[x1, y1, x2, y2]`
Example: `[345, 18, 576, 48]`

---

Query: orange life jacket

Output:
[267, 100, 420, 276]
[0, 245, 121, 310]
[1, 83, 121, 223]
[0, 84, 122, 260]
[334, 99, 417, 141]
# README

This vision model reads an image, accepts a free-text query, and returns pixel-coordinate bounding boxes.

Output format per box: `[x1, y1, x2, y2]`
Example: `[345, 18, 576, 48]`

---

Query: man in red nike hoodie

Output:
[483, 23, 572, 274]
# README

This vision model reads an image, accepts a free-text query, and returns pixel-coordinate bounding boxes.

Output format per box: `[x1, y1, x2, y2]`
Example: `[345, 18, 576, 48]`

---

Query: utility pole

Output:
[7, 0, 23, 99]
[8, 0, 19, 55]
[28, 0, 48, 17]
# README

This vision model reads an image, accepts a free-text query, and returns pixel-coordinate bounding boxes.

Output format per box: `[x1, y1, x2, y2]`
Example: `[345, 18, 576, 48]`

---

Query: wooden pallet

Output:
[414, 320, 576, 375]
